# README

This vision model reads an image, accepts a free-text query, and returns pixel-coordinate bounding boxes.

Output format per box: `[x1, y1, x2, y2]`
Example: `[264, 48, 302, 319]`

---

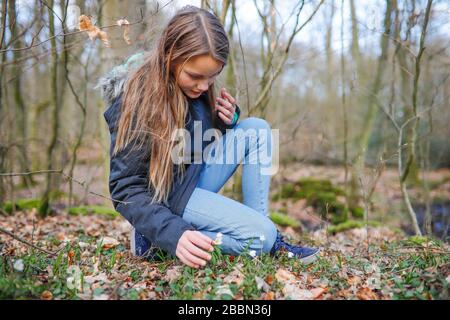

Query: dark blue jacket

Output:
[99, 56, 240, 256]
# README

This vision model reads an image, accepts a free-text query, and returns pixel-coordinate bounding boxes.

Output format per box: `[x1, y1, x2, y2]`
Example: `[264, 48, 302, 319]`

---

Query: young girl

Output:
[99, 6, 319, 269]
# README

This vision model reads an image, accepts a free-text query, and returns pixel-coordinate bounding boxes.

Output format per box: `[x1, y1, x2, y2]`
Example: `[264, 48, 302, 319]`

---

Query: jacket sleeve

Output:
[215, 104, 241, 135]
[104, 97, 196, 257]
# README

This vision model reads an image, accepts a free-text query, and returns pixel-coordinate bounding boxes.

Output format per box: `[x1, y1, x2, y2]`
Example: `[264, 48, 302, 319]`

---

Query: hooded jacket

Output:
[97, 52, 241, 256]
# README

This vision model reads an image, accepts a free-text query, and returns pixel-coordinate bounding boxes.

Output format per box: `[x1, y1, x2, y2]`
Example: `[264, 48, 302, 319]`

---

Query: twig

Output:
[0, 226, 59, 256]
[0, 169, 62, 177]
[0, 169, 130, 205]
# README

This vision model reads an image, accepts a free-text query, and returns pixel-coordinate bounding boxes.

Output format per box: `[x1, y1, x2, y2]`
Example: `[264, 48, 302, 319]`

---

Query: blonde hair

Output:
[113, 6, 229, 204]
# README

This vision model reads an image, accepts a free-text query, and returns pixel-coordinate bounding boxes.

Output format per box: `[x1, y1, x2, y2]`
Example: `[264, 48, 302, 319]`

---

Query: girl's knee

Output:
[238, 218, 277, 255]
[260, 220, 277, 253]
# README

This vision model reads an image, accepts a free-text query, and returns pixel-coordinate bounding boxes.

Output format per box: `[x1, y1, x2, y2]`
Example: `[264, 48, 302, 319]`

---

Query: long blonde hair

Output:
[113, 6, 229, 204]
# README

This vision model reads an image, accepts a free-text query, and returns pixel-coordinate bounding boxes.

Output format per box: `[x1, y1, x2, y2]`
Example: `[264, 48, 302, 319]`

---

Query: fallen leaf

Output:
[93, 294, 110, 300]
[357, 287, 379, 300]
[255, 276, 271, 292]
[275, 268, 295, 283]
[164, 266, 182, 283]
[98, 237, 119, 249]
[263, 291, 275, 300]
[310, 287, 326, 299]
[283, 284, 314, 300]
[68, 249, 75, 265]
[223, 265, 245, 286]
[40, 290, 53, 300]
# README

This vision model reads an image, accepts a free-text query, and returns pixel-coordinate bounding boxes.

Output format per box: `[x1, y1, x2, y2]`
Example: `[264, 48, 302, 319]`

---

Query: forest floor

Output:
[1, 155, 449, 300]
[0, 207, 448, 300]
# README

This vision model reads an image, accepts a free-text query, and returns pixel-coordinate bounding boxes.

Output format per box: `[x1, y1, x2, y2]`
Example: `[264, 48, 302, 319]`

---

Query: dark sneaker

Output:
[130, 228, 165, 261]
[270, 231, 320, 264]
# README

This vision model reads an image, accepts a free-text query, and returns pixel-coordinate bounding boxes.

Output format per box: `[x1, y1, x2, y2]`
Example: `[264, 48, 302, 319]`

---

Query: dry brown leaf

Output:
[78, 15, 110, 47]
[40, 290, 53, 300]
[282, 284, 314, 300]
[275, 268, 296, 283]
[310, 287, 326, 299]
[117, 19, 131, 45]
[98, 236, 119, 249]
[348, 276, 362, 286]
[263, 291, 275, 300]
[68, 249, 75, 265]
[265, 274, 274, 285]
[164, 266, 182, 283]
[357, 287, 379, 300]
[223, 265, 245, 286]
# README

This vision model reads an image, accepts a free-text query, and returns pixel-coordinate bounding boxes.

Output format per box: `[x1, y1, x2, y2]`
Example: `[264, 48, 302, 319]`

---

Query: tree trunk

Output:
[8, 0, 34, 187]
[349, 0, 394, 208]
[39, 0, 62, 216]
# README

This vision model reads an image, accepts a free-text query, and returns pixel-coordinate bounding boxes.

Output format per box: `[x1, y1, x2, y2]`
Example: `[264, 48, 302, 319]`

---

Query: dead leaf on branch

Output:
[78, 15, 110, 48]
[117, 19, 131, 45]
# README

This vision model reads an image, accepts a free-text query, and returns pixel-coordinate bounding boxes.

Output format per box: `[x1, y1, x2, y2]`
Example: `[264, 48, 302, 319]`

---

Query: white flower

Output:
[13, 259, 24, 272]
[249, 250, 257, 258]
[66, 265, 82, 291]
[259, 235, 266, 242]
[213, 232, 223, 245]
[287, 252, 294, 258]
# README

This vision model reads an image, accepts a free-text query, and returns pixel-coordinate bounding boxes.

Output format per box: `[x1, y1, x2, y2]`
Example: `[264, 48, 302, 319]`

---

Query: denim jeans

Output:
[182, 117, 278, 256]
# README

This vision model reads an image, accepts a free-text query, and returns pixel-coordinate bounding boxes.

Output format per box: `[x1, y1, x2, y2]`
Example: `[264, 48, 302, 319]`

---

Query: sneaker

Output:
[270, 230, 320, 264]
[130, 228, 164, 261]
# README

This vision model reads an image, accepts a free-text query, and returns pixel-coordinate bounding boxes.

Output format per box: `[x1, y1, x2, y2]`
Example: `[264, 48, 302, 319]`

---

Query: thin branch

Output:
[0, 7, 145, 53]
[0, 226, 59, 256]
[0, 169, 130, 205]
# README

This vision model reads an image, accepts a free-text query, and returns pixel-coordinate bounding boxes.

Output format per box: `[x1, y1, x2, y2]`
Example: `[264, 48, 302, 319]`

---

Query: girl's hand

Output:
[215, 88, 237, 125]
[176, 230, 214, 269]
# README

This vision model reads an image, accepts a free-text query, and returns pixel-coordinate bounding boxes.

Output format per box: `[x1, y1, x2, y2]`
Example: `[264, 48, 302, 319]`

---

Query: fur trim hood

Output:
[95, 51, 147, 107]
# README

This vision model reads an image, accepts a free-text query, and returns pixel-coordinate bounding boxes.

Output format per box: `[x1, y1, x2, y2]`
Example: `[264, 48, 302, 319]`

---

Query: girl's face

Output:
[174, 54, 223, 99]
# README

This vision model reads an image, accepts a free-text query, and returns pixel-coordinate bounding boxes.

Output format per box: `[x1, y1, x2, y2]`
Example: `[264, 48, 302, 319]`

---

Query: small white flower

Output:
[66, 265, 82, 291]
[13, 259, 24, 272]
[287, 252, 294, 258]
[259, 235, 266, 242]
[213, 232, 223, 245]
[249, 250, 257, 258]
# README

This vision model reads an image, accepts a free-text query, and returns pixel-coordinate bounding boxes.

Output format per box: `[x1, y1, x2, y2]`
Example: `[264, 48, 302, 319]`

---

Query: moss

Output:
[327, 220, 381, 234]
[350, 206, 365, 219]
[272, 179, 353, 225]
[402, 235, 443, 247]
[269, 211, 301, 228]
[329, 204, 349, 225]
[272, 183, 296, 201]
[1, 198, 42, 214]
[48, 190, 67, 201]
[68, 206, 119, 219]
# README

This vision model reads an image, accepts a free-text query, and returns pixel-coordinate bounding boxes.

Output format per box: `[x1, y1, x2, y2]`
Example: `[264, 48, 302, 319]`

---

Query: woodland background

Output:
[0, 0, 449, 300]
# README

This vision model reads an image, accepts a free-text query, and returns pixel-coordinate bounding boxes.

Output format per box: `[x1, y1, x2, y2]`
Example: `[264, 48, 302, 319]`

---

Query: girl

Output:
[99, 6, 319, 269]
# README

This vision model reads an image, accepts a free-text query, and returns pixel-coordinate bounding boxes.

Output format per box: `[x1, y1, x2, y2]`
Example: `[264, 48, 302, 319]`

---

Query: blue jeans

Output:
[182, 117, 277, 256]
